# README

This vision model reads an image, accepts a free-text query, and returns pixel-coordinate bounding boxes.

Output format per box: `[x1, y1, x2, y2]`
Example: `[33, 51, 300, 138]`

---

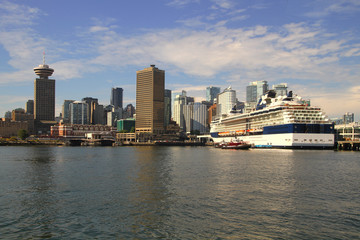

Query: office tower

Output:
[93, 104, 105, 125]
[217, 86, 236, 117]
[246, 81, 268, 103]
[4, 111, 11, 119]
[111, 87, 123, 109]
[62, 100, 75, 123]
[136, 65, 165, 134]
[171, 90, 186, 119]
[206, 86, 220, 104]
[107, 106, 122, 127]
[124, 104, 135, 119]
[173, 94, 187, 131]
[70, 101, 88, 124]
[272, 83, 288, 96]
[193, 102, 208, 133]
[343, 112, 354, 124]
[25, 100, 34, 114]
[82, 97, 99, 124]
[34, 58, 55, 121]
[164, 89, 172, 127]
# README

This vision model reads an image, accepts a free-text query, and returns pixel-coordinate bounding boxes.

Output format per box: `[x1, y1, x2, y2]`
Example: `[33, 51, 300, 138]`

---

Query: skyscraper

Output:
[136, 65, 165, 134]
[164, 89, 172, 127]
[62, 100, 75, 123]
[82, 97, 99, 125]
[272, 83, 288, 97]
[25, 100, 34, 114]
[206, 86, 220, 104]
[111, 87, 123, 109]
[246, 81, 268, 103]
[217, 86, 236, 117]
[70, 101, 88, 125]
[33, 58, 55, 121]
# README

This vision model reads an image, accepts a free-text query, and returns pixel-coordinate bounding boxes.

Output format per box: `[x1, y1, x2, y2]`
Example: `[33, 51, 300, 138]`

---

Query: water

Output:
[1, 146, 359, 239]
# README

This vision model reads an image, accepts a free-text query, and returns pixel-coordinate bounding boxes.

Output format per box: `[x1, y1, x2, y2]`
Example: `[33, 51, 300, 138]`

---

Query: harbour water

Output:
[1, 146, 359, 239]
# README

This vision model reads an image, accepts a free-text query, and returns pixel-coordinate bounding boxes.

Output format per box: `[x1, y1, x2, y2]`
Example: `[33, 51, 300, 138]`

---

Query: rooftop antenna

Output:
[43, 51, 46, 65]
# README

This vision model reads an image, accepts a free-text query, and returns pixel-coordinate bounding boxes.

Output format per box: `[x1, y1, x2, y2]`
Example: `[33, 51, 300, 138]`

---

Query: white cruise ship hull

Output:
[211, 132, 334, 149]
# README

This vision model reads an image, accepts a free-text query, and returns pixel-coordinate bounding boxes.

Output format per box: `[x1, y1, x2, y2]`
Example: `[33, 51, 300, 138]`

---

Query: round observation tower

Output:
[33, 53, 54, 78]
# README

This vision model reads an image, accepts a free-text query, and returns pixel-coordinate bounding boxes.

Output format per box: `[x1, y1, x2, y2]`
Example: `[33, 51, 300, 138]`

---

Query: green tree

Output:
[18, 129, 29, 140]
[130, 127, 135, 133]
[119, 130, 129, 133]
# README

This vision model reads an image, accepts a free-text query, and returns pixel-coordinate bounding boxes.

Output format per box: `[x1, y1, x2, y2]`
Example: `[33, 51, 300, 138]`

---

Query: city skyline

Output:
[0, 0, 360, 120]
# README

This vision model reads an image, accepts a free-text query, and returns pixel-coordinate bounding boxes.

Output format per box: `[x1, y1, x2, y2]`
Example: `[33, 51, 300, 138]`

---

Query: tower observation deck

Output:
[33, 53, 54, 78]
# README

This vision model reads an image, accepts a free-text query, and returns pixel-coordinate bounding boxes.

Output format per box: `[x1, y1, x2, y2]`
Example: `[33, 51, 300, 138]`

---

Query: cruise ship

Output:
[210, 91, 335, 149]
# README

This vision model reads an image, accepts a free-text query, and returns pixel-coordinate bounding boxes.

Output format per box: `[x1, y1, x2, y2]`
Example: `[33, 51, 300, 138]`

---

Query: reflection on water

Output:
[129, 147, 174, 238]
[0, 147, 359, 239]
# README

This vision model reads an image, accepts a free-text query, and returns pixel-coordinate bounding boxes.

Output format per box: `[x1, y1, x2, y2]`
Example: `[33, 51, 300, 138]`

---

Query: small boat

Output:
[221, 140, 251, 150]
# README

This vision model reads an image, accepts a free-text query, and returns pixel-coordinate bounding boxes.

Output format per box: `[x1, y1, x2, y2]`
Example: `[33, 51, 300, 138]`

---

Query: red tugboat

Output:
[221, 140, 251, 150]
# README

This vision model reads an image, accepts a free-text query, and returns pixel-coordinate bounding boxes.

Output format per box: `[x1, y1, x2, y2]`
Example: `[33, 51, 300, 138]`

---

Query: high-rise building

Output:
[171, 90, 186, 119]
[62, 100, 75, 123]
[33, 59, 55, 121]
[343, 112, 355, 124]
[82, 97, 99, 125]
[136, 65, 165, 134]
[111, 87, 123, 109]
[272, 83, 288, 97]
[206, 86, 220, 104]
[173, 93, 187, 131]
[4, 111, 11, 119]
[164, 89, 172, 127]
[246, 81, 268, 103]
[25, 100, 34, 114]
[107, 107, 122, 127]
[183, 103, 194, 133]
[70, 101, 88, 125]
[217, 86, 236, 117]
[193, 102, 208, 133]
[124, 104, 135, 119]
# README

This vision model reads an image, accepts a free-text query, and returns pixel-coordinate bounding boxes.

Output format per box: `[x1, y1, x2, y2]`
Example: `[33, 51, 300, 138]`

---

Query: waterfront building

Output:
[70, 101, 88, 125]
[272, 83, 288, 97]
[11, 108, 34, 134]
[0, 118, 28, 137]
[33, 56, 57, 134]
[117, 119, 135, 132]
[206, 86, 220, 104]
[217, 86, 236, 117]
[111, 87, 123, 109]
[25, 100, 34, 114]
[51, 123, 116, 138]
[62, 100, 75, 123]
[135, 65, 165, 134]
[246, 81, 268, 103]
[343, 112, 355, 124]
[164, 89, 172, 127]
[335, 122, 360, 141]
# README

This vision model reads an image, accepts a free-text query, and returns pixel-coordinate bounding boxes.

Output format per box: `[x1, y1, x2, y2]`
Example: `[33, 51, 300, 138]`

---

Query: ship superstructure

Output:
[210, 91, 334, 148]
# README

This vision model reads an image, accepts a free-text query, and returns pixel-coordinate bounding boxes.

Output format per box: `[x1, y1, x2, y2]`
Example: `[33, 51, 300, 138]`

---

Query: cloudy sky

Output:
[0, 0, 359, 120]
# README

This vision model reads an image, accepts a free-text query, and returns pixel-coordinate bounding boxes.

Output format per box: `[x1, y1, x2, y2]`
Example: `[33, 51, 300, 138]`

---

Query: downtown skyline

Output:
[0, 0, 360, 120]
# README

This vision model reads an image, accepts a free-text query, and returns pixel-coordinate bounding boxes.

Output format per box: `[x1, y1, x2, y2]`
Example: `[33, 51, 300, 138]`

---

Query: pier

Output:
[336, 141, 360, 151]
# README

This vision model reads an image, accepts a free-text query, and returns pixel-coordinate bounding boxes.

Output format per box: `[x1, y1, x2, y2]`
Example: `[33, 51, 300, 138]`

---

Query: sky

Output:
[0, 0, 360, 120]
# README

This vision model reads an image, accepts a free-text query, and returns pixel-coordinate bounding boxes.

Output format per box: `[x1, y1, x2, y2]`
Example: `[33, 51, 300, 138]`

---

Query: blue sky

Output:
[0, 0, 360, 120]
